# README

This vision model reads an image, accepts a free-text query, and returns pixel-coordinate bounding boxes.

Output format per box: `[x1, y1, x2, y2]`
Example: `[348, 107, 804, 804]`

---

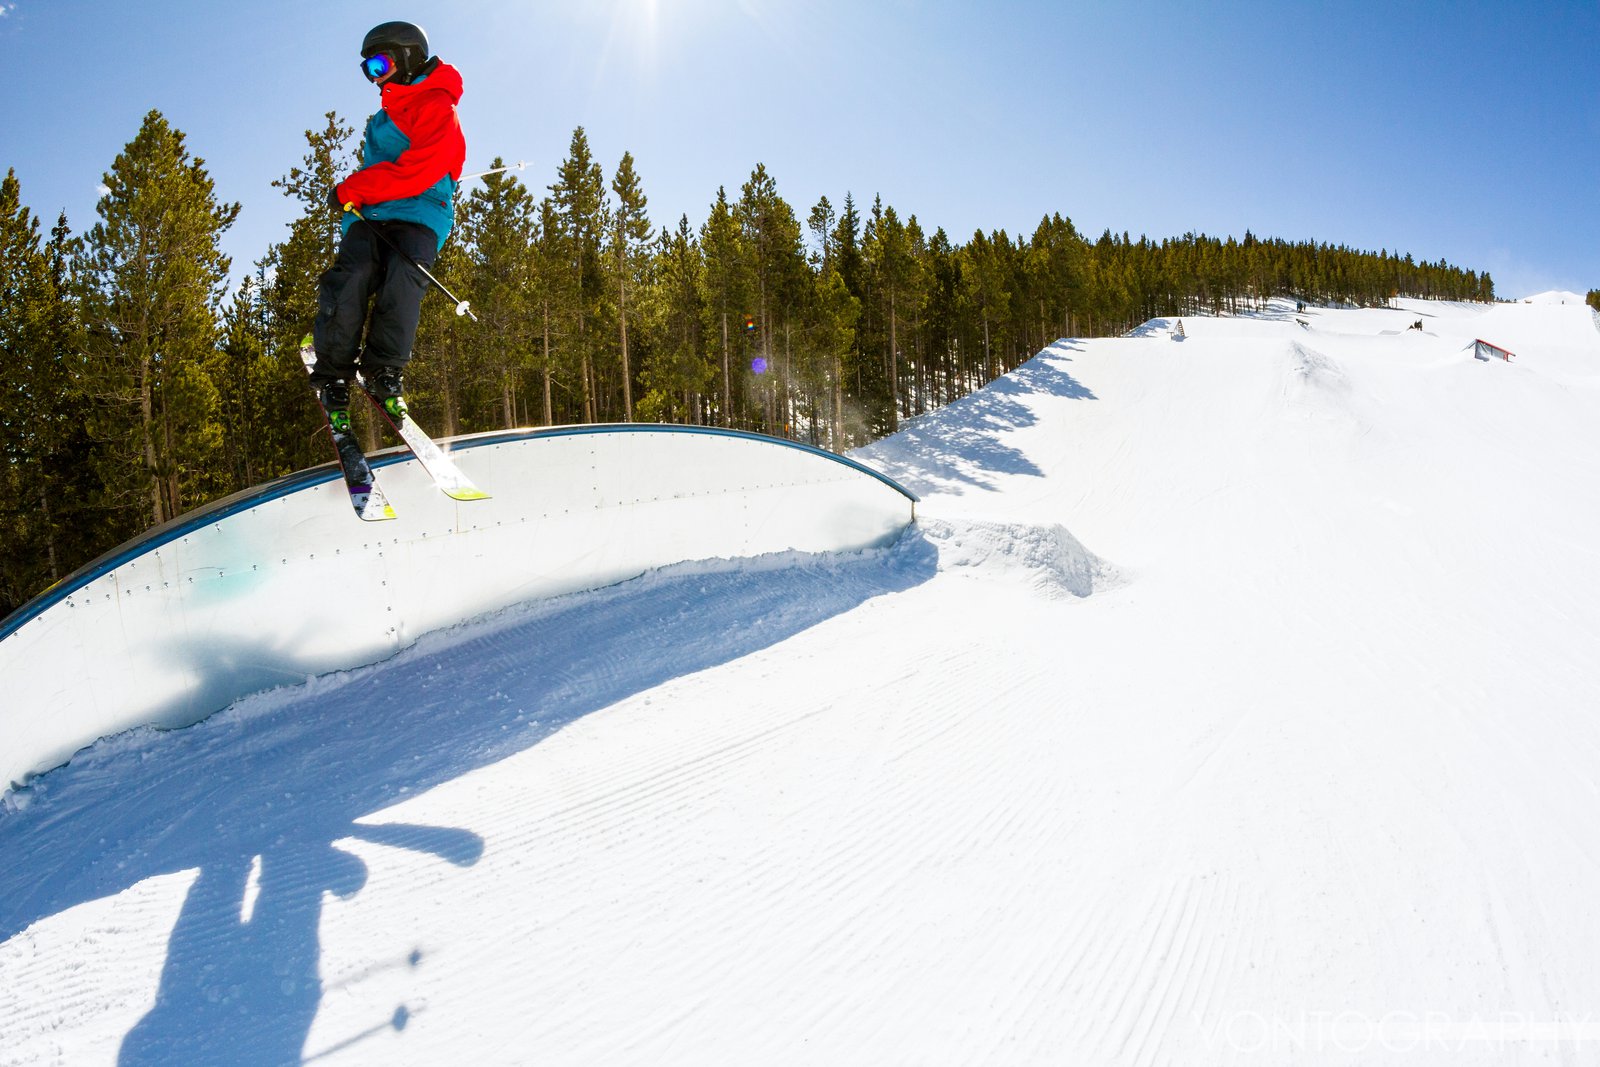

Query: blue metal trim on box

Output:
[446, 424, 919, 504]
[0, 426, 916, 642]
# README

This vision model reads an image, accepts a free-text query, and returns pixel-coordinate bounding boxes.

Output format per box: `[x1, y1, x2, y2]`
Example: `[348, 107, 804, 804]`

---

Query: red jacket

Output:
[336, 61, 465, 210]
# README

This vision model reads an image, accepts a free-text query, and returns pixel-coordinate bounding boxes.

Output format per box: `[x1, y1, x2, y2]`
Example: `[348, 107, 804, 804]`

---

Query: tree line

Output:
[1, 109, 1496, 617]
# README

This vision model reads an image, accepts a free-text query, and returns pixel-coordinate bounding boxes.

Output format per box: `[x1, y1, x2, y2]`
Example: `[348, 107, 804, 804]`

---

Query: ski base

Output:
[349, 480, 397, 522]
[360, 382, 491, 502]
[301, 338, 398, 522]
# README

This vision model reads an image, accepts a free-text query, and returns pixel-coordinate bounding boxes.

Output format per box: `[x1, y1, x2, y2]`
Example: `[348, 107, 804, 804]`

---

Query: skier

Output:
[307, 20, 466, 440]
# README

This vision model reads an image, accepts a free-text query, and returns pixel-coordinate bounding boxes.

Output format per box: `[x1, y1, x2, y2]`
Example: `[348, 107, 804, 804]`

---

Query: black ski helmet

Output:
[361, 21, 431, 83]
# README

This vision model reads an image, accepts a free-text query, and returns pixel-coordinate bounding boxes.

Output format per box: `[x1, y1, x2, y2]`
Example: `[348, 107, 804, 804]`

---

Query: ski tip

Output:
[358, 502, 399, 521]
[350, 485, 398, 521]
[446, 488, 492, 502]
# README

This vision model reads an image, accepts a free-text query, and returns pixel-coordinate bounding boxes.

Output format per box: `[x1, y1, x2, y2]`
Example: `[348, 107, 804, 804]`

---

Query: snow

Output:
[4, 298, 1600, 1064]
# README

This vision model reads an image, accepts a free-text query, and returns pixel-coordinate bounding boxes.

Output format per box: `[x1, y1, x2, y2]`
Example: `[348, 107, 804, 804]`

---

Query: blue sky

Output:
[3, 0, 1596, 298]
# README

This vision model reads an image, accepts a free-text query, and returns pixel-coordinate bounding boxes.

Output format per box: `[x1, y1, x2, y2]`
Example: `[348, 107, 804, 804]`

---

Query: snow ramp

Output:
[0, 426, 917, 790]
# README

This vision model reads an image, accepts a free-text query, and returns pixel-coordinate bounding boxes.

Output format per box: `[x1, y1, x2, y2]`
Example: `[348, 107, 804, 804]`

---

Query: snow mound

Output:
[1123, 318, 1172, 339]
[1518, 290, 1587, 305]
[922, 517, 1118, 599]
[1279, 340, 1367, 428]
[1285, 340, 1348, 392]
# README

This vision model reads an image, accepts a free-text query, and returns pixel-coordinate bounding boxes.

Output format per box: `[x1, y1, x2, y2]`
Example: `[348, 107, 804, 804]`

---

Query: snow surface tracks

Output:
[0, 515, 1118, 1065]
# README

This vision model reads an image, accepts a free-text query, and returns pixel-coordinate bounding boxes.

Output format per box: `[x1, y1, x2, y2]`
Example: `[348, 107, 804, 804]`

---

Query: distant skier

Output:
[307, 20, 466, 432]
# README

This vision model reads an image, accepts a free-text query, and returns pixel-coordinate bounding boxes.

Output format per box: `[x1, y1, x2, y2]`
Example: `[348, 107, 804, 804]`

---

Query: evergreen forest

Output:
[2, 110, 1501, 617]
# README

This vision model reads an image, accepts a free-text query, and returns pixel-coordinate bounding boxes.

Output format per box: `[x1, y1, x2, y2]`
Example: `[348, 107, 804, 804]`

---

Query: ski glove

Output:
[327, 187, 345, 211]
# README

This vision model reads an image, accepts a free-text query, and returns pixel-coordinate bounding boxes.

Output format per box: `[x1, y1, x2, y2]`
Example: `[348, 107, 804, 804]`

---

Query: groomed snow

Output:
[4, 298, 1600, 1065]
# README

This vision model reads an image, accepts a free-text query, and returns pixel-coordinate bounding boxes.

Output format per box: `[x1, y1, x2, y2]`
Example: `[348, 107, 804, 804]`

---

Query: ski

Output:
[299, 340, 397, 522]
[338, 447, 398, 522]
[358, 379, 491, 502]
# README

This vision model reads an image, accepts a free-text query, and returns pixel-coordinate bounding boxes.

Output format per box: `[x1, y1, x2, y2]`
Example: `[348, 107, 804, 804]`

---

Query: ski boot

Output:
[364, 367, 408, 422]
[319, 379, 372, 485]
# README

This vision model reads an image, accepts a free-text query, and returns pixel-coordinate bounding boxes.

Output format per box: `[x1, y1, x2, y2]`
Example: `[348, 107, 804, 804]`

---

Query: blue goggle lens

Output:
[361, 53, 395, 81]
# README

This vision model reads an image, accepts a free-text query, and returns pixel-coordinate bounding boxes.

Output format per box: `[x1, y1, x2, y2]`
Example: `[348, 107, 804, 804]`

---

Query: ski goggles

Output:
[360, 52, 396, 83]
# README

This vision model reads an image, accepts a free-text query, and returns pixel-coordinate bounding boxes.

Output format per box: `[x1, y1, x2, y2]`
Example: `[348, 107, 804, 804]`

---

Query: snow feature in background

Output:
[1517, 289, 1588, 304]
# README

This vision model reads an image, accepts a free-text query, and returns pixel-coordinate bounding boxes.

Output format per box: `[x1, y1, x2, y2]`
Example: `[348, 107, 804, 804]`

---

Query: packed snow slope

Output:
[4, 299, 1600, 1065]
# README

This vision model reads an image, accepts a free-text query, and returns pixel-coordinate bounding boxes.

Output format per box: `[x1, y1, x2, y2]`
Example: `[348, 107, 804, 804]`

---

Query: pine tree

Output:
[959, 230, 1012, 383]
[0, 173, 96, 614]
[205, 276, 273, 489]
[457, 158, 537, 429]
[530, 197, 565, 425]
[1024, 214, 1085, 343]
[807, 196, 836, 272]
[700, 187, 746, 428]
[259, 112, 357, 471]
[0, 170, 57, 606]
[736, 164, 805, 435]
[830, 194, 867, 419]
[610, 151, 652, 422]
[549, 128, 609, 423]
[76, 111, 239, 531]
[832, 193, 864, 299]
[411, 238, 473, 435]
[863, 199, 916, 432]
[812, 268, 860, 448]
[902, 214, 930, 417]
[802, 195, 841, 439]
[922, 227, 961, 408]
[638, 215, 711, 424]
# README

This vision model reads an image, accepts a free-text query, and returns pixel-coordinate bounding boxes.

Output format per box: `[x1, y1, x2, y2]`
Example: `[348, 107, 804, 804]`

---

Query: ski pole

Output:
[344, 205, 478, 322]
[459, 160, 530, 182]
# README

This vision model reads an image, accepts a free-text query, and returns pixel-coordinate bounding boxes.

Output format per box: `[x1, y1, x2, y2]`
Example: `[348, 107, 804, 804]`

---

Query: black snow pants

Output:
[309, 218, 439, 385]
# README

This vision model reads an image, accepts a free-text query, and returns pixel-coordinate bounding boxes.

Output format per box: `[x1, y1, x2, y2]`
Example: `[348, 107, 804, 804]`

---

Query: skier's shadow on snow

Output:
[0, 530, 937, 1065]
[864, 340, 1096, 498]
[118, 826, 474, 1067]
